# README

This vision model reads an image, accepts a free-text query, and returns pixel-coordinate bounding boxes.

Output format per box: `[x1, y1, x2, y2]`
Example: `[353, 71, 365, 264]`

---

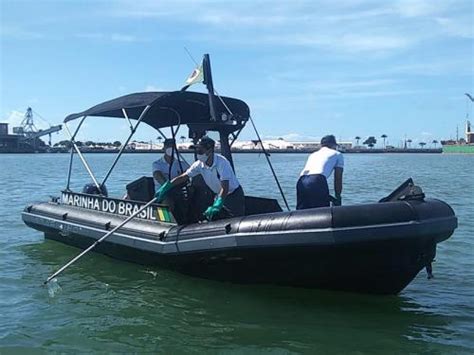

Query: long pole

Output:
[249, 116, 290, 211]
[44, 197, 158, 284]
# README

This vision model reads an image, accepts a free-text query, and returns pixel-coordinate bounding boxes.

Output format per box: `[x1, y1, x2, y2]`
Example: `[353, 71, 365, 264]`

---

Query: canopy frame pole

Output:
[249, 115, 290, 211]
[156, 109, 191, 168]
[214, 90, 243, 149]
[229, 126, 244, 147]
[66, 145, 74, 190]
[66, 115, 87, 190]
[157, 128, 167, 140]
[64, 122, 101, 191]
[215, 89, 233, 116]
[101, 105, 151, 188]
[219, 131, 234, 170]
[122, 108, 134, 131]
[168, 109, 183, 173]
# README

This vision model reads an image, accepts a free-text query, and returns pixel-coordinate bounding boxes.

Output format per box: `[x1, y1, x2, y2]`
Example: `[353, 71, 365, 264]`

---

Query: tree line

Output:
[54, 140, 122, 148]
[354, 135, 439, 149]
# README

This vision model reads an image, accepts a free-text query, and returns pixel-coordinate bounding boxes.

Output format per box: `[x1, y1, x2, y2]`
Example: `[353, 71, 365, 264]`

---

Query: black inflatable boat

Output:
[22, 54, 457, 294]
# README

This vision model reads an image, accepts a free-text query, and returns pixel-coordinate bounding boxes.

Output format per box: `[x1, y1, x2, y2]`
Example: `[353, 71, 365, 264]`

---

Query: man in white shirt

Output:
[152, 138, 189, 188]
[155, 136, 245, 221]
[151, 138, 190, 223]
[297, 135, 344, 209]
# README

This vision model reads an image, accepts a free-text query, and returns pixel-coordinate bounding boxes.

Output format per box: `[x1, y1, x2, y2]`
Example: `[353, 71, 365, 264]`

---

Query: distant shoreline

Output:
[0, 148, 443, 154]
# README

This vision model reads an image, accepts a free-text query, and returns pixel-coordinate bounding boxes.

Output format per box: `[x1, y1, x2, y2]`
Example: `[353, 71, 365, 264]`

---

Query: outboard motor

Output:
[82, 183, 108, 197]
[379, 178, 425, 203]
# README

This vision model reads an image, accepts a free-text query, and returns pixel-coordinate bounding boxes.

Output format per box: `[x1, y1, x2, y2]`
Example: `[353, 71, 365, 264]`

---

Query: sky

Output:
[1, 0, 473, 147]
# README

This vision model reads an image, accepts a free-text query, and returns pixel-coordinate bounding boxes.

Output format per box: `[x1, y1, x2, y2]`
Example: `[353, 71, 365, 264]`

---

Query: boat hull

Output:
[22, 198, 457, 294]
[442, 144, 474, 154]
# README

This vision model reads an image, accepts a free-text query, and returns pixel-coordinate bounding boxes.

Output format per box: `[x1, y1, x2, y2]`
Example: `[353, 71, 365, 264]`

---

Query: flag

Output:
[184, 62, 204, 86]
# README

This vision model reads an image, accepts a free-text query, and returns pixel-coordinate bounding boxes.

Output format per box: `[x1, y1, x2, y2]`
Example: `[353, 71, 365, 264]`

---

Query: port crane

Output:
[13, 107, 62, 146]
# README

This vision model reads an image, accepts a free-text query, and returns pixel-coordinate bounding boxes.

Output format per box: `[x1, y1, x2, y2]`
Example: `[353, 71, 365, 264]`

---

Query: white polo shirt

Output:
[152, 157, 189, 188]
[300, 147, 344, 179]
[185, 153, 240, 194]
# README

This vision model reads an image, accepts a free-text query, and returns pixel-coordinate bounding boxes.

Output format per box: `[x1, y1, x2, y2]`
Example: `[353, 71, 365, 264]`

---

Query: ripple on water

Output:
[0, 153, 473, 352]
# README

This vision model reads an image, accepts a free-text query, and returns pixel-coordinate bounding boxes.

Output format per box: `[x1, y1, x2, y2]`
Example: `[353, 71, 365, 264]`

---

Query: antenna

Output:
[184, 47, 199, 66]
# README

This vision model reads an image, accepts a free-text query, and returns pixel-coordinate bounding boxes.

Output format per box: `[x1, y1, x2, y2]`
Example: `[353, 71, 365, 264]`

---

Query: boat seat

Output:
[244, 196, 282, 216]
[126, 176, 155, 202]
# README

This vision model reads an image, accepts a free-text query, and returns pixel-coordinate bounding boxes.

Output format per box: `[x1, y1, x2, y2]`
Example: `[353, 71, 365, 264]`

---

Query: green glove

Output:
[204, 197, 224, 220]
[155, 181, 172, 202]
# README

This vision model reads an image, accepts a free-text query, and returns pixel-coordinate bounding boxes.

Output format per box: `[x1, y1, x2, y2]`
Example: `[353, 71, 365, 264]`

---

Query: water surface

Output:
[0, 153, 472, 353]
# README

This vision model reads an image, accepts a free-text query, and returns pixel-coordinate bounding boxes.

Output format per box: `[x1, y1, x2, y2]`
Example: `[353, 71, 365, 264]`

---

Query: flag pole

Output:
[203, 54, 235, 169]
[203, 54, 218, 122]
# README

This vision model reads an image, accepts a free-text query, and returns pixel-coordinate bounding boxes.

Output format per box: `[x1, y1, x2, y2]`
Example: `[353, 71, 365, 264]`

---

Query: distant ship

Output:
[441, 94, 474, 154]
[441, 120, 474, 154]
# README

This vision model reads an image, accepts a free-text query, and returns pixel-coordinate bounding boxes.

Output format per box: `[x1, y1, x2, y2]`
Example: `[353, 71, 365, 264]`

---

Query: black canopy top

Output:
[64, 91, 250, 132]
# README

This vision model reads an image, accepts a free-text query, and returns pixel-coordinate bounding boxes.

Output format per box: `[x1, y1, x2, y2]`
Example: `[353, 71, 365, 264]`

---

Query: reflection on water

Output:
[1, 153, 473, 352]
[13, 240, 468, 353]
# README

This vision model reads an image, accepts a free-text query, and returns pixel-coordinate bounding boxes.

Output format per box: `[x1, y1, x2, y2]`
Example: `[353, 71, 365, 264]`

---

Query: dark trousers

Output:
[296, 174, 330, 210]
[222, 186, 245, 218]
[189, 176, 245, 221]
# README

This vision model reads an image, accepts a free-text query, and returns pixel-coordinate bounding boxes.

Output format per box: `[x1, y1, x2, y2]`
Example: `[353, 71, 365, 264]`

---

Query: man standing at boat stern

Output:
[297, 135, 343, 209]
[155, 136, 245, 221]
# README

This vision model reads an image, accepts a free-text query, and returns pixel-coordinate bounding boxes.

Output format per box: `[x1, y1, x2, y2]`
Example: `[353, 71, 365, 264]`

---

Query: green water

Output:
[0, 153, 473, 353]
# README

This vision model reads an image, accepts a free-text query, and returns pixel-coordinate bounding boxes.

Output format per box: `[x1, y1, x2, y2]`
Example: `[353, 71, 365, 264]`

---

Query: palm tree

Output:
[432, 139, 438, 148]
[407, 139, 412, 148]
[381, 134, 387, 149]
[419, 142, 426, 149]
[355, 136, 361, 146]
[180, 135, 186, 143]
[363, 136, 377, 149]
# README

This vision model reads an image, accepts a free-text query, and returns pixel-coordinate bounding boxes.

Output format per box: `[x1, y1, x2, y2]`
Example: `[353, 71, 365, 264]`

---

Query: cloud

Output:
[144, 85, 165, 92]
[4, 0, 470, 57]
[27, 97, 40, 104]
[1, 25, 147, 43]
[1, 110, 24, 131]
[110, 34, 141, 42]
[309, 79, 398, 91]
[107, 0, 471, 56]
[435, 17, 474, 39]
[263, 132, 321, 141]
[316, 89, 430, 99]
[382, 58, 474, 76]
[75, 33, 146, 42]
[0, 25, 48, 40]
[394, 0, 445, 17]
